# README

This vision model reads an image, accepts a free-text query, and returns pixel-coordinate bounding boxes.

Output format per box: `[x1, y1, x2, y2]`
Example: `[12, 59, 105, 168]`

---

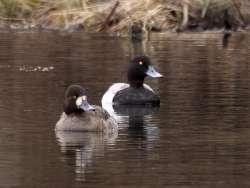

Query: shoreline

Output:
[0, 0, 249, 34]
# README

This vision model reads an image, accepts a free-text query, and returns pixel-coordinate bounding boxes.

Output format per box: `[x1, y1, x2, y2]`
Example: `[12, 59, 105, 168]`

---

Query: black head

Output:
[127, 55, 162, 88]
[63, 85, 94, 115]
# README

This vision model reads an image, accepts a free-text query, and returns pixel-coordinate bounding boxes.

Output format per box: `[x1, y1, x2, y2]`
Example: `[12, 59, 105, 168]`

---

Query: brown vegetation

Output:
[0, 0, 249, 33]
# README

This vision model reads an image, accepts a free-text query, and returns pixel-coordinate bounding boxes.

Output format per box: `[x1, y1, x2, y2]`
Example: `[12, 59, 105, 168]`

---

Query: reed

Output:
[0, 0, 249, 32]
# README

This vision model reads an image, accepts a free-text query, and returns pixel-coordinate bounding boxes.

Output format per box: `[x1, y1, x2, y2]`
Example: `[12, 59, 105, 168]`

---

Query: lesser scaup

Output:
[55, 85, 118, 132]
[102, 55, 162, 109]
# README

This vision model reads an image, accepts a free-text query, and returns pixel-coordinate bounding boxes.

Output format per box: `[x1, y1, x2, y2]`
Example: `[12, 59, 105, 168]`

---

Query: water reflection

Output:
[222, 32, 231, 48]
[55, 131, 118, 181]
[114, 105, 160, 144]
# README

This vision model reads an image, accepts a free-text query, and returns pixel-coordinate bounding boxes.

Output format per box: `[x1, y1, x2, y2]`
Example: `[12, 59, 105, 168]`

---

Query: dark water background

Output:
[0, 30, 250, 187]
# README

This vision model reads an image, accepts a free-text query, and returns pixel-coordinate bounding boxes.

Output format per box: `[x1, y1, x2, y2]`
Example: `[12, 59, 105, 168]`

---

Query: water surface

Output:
[0, 30, 250, 187]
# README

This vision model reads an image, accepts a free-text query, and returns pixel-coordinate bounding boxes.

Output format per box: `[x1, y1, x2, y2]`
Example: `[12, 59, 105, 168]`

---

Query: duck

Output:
[55, 84, 118, 132]
[102, 55, 163, 109]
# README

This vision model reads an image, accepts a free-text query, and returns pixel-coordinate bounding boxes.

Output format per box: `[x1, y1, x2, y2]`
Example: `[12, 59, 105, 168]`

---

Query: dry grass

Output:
[0, 0, 249, 32]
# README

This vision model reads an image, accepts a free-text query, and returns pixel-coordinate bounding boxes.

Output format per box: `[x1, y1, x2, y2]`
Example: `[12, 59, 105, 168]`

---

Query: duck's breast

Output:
[55, 112, 97, 131]
[113, 86, 160, 105]
[55, 107, 118, 132]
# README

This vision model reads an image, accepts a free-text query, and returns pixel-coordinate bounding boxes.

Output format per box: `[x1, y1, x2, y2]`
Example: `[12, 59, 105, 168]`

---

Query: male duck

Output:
[102, 55, 163, 108]
[55, 85, 117, 132]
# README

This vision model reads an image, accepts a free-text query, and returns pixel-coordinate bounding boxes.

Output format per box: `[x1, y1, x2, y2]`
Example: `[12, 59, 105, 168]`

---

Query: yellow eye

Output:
[139, 61, 143, 65]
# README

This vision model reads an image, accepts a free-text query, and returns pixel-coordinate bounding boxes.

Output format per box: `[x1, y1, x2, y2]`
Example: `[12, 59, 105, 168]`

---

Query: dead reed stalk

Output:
[0, 0, 249, 32]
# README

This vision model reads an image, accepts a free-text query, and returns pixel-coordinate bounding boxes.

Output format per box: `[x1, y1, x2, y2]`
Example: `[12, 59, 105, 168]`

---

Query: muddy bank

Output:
[0, 0, 249, 33]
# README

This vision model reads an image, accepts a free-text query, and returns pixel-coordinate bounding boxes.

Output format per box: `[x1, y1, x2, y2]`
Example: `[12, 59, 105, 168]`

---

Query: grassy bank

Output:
[0, 0, 249, 33]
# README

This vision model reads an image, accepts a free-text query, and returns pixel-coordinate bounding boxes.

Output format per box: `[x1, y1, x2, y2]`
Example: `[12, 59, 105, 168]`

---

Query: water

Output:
[0, 30, 250, 187]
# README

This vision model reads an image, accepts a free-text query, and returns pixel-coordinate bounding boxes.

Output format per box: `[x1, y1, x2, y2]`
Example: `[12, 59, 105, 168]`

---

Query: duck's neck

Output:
[64, 104, 84, 115]
[128, 79, 144, 88]
[127, 68, 145, 88]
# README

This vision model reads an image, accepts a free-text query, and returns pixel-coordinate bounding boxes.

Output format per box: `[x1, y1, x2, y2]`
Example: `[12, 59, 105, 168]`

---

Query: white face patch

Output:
[76, 96, 87, 107]
[82, 96, 86, 101]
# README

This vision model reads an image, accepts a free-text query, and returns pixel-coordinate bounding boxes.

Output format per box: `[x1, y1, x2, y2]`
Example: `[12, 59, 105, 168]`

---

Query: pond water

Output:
[0, 30, 250, 187]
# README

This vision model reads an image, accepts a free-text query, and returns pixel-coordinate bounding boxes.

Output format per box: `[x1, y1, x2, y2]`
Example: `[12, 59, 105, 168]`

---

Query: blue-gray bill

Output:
[146, 65, 163, 78]
[79, 100, 95, 111]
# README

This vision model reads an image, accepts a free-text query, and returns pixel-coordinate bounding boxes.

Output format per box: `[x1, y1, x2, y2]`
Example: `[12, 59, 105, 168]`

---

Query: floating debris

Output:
[18, 66, 54, 72]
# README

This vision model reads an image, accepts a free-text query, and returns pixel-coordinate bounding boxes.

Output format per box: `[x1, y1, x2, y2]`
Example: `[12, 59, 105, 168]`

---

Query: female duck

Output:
[102, 55, 163, 108]
[55, 85, 117, 132]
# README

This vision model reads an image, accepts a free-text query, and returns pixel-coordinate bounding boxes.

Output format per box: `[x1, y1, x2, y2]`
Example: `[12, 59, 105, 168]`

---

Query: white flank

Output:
[101, 83, 129, 116]
[101, 83, 155, 120]
[143, 83, 154, 92]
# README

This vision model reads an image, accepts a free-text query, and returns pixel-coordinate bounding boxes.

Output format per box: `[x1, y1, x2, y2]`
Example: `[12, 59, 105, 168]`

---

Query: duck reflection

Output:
[55, 131, 117, 181]
[113, 105, 159, 141]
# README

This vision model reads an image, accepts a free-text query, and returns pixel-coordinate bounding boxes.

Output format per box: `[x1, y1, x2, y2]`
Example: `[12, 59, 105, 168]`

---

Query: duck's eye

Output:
[139, 61, 143, 65]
